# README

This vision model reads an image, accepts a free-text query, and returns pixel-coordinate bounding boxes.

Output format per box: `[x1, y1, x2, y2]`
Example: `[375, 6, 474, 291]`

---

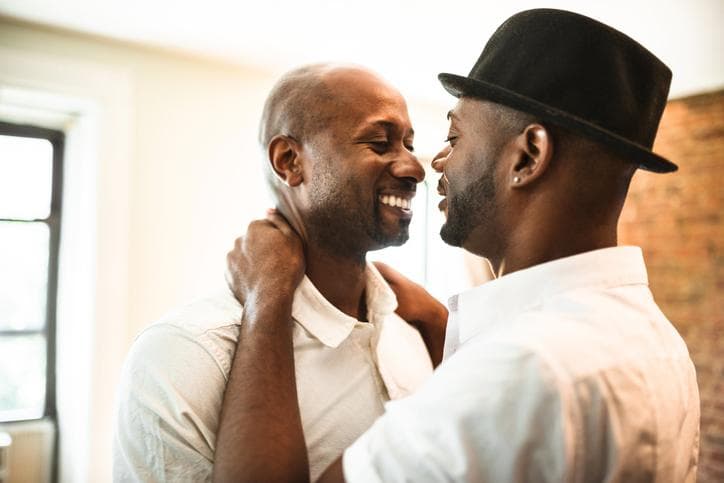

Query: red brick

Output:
[620, 90, 724, 483]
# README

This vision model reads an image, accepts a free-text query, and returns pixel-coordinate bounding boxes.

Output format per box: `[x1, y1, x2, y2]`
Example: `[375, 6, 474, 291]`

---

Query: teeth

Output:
[379, 195, 411, 210]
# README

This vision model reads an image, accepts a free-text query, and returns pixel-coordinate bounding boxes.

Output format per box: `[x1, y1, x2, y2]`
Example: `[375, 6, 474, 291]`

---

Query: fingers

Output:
[373, 261, 403, 284]
[265, 210, 297, 238]
[237, 210, 300, 246]
[373, 260, 391, 274]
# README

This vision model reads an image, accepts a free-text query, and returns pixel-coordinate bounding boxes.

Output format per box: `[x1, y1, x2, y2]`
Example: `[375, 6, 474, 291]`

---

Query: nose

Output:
[390, 149, 425, 183]
[431, 145, 451, 173]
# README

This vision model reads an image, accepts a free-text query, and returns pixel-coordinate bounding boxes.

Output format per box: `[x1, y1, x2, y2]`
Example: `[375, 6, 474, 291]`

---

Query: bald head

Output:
[258, 64, 407, 192]
[260, 64, 399, 147]
[259, 64, 336, 150]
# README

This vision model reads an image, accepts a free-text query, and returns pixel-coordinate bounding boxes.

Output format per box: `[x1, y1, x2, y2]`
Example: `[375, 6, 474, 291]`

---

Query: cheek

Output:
[453, 146, 496, 184]
[445, 151, 475, 191]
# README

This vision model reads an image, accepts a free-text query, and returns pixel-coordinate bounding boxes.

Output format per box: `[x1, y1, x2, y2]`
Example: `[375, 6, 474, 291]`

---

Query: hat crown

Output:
[439, 9, 675, 172]
[473, 9, 670, 148]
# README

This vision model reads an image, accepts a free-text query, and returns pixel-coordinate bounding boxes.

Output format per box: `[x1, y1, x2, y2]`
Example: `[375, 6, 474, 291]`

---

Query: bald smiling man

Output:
[112, 64, 442, 482]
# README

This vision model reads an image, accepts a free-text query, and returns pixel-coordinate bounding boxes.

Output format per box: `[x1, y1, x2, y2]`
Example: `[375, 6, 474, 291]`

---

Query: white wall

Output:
[0, 19, 278, 482]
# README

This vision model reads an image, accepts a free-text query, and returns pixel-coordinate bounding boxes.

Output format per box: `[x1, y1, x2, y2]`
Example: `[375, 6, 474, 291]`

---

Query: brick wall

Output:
[619, 89, 724, 482]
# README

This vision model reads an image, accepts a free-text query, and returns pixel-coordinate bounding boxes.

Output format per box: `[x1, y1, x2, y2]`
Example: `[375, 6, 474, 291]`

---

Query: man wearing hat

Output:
[216, 9, 700, 482]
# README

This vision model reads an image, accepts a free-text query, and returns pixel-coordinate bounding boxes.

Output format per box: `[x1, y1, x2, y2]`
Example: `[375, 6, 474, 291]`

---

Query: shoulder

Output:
[150, 289, 243, 336]
[435, 331, 564, 405]
[115, 293, 243, 466]
[130, 290, 243, 376]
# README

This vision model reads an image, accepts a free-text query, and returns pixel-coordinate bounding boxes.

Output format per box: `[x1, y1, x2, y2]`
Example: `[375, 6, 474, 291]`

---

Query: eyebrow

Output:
[359, 120, 415, 137]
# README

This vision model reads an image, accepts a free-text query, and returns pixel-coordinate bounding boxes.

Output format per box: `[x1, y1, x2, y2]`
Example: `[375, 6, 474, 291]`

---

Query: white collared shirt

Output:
[112, 264, 432, 482]
[344, 247, 700, 482]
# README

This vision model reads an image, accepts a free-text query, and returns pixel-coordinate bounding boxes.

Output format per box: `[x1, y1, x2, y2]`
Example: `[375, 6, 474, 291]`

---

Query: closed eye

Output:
[445, 136, 458, 147]
[368, 141, 390, 153]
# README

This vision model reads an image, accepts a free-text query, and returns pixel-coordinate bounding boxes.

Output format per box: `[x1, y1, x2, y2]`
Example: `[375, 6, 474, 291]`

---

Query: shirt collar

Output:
[448, 246, 649, 350]
[291, 262, 398, 348]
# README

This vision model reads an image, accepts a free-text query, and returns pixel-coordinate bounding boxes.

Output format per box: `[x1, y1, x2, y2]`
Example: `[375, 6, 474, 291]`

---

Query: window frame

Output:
[0, 120, 64, 424]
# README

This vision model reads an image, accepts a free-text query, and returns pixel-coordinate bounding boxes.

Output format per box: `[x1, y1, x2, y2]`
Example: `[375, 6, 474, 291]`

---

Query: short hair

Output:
[483, 100, 635, 214]
[487, 102, 537, 137]
[486, 101, 632, 176]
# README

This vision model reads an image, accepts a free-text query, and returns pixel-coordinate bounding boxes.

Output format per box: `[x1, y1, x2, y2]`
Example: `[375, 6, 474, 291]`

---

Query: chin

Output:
[370, 227, 410, 250]
[439, 221, 464, 248]
[388, 232, 410, 247]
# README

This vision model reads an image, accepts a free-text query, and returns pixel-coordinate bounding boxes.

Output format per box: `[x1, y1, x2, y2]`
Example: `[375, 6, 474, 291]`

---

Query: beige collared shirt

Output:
[344, 247, 700, 482]
[113, 263, 432, 482]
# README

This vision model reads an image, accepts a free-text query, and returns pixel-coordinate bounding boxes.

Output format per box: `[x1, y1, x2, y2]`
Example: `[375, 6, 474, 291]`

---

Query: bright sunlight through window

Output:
[0, 126, 62, 423]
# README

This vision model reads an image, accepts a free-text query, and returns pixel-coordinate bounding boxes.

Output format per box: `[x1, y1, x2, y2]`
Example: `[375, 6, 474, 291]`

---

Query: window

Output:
[0, 121, 64, 423]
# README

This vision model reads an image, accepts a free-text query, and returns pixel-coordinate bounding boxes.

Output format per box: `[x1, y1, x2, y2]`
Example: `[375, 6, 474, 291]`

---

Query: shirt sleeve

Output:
[113, 324, 229, 483]
[342, 341, 573, 483]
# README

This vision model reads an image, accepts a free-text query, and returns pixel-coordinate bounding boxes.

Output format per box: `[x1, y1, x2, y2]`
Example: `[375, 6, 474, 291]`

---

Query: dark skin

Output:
[263, 67, 446, 356]
[435, 98, 633, 274]
[263, 67, 426, 319]
[218, 96, 636, 482]
[212, 67, 447, 483]
[213, 215, 308, 483]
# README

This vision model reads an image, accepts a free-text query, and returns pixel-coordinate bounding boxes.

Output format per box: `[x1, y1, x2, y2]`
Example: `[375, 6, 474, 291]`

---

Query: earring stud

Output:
[513, 176, 521, 184]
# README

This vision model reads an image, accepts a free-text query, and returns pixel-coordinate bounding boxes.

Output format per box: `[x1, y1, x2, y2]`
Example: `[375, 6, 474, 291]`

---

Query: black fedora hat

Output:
[439, 9, 677, 173]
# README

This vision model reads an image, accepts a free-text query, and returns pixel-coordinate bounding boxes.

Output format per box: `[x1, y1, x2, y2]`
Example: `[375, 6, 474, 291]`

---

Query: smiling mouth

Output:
[379, 194, 412, 210]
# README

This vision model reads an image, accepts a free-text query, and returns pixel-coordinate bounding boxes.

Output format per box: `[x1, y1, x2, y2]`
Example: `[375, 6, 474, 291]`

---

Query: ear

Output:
[268, 135, 304, 187]
[508, 124, 553, 188]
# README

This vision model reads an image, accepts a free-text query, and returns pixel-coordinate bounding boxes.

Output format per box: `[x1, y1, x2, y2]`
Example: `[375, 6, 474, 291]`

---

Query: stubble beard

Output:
[440, 163, 497, 248]
[306, 174, 410, 260]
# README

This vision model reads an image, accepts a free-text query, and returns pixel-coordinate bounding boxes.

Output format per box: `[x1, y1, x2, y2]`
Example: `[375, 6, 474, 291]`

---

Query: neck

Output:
[492, 216, 619, 278]
[304, 245, 368, 321]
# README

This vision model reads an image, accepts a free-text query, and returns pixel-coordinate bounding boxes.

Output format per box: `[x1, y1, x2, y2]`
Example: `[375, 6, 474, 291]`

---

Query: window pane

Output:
[0, 222, 49, 331]
[367, 181, 428, 285]
[0, 334, 46, 422]
[0, 135, 54, 220]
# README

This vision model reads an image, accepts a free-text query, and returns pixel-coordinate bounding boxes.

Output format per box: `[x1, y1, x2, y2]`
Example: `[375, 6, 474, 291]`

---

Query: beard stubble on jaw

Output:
[305, 172, 411, 259]
[440, 156, 498, 248]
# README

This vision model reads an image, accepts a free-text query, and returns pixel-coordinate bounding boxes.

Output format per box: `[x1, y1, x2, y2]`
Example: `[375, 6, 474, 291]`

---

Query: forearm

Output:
[409, 302, 448, 368]
[213, 293, 309, 483]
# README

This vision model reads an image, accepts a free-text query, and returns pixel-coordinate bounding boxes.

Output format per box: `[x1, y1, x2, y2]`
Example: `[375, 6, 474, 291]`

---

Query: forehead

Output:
[448, 97, 493, 128]
[322, 69, 412, 133]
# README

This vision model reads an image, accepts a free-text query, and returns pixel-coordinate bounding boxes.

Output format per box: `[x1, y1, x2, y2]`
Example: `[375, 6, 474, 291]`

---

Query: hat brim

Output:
[438, 73, 677, 173]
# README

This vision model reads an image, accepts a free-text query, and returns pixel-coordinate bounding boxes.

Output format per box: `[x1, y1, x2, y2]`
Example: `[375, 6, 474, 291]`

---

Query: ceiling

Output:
[1, 0, 722, 105]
